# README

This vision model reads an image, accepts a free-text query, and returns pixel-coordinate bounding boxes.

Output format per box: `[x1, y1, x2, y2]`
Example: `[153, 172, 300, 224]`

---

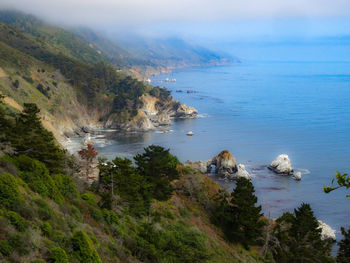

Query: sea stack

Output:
[268, 154, 294, 175]
[212, 150, 238, 176]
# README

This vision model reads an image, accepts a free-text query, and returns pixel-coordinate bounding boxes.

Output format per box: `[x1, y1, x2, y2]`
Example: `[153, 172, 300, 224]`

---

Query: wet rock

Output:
[268, 154, 294, 175]
[293, 172, 302, 180]
[228, 164, 250, 180]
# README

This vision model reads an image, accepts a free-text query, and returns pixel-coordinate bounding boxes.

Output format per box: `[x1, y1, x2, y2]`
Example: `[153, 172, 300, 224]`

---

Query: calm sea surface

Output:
[72, 59, 350, 240]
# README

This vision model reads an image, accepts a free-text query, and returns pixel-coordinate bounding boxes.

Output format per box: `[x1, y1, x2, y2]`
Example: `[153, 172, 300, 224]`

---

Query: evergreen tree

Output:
[226, 177, 265, 248]
[98, 157, 151, 215]
[337, 227, 350, 263]
[273, 203, 334, 263]
[10, 103, 66, 173]
[134, 145, 179, 201]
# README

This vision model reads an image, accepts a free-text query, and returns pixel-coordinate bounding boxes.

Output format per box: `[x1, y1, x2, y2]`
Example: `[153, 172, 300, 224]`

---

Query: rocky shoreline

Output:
[60, 95, 197, 148]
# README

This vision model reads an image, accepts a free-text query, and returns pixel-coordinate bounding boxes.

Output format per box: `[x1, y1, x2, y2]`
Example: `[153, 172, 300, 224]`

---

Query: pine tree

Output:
[337, 227, 350, 263]
[225, 177, 265, 248]
[98, 157, 151, 215]
[290, 203, 332, 262]
[10, 103, 66, 173]
[134, 145, 179, 201]
[273, 203, 334, 263]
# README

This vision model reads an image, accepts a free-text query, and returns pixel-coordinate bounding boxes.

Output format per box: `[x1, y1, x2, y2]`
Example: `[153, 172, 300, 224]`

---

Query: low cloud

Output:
[1, 0, 350, 27]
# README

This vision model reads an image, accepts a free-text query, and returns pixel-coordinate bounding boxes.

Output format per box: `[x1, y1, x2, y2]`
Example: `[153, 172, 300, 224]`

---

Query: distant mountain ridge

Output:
[0, 10, 235, 78]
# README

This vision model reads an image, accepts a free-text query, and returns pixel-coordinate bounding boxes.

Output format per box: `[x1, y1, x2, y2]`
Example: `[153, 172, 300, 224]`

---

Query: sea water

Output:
[90, 59, 350, 240]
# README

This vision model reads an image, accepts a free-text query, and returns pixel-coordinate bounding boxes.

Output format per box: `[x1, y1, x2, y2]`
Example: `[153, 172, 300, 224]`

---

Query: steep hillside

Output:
[0, 20, 197, 143]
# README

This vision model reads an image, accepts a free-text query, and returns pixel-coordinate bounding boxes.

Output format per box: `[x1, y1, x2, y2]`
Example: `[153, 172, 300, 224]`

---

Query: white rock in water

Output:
[268, 154, 294, 175]
[293, 172, 302, 180]
[230, 164, 250, 180]
[318, 220, 336, 241]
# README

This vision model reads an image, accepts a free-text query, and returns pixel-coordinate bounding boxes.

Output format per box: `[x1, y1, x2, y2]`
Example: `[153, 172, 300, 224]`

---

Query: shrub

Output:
[103, 209, 119, 225]
[8, 233, 29, 255]
[70, 205, 82, 222]
[81, 192, 97, 206]
[7, 211, 27, 232]
[0, 240, 12, 256]
[0, 172, 23, 209]
[35, 199, 54, 220]
[53, 174, 79, 200]
[12, 79, 19, 89]
[41, 221, 52, 236]
[134, 222, 210, 263]
[71, 230, 102, 263]
[14, 156, 64, 203]
[91, 208, 103, 222]
[50, 247, 69, 263]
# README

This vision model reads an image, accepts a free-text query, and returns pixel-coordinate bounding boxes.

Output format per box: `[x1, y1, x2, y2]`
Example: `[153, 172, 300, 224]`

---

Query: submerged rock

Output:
[268, 154, 294, 175]
[293, 172, 302, 181]
[318, 221, 336, 241]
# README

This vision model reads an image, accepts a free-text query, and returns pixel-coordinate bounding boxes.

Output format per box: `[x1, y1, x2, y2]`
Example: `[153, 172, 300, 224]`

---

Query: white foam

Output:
[296, 168, 311, 175]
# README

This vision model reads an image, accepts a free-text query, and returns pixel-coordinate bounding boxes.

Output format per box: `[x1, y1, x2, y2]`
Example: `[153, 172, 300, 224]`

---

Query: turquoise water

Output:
[93, 60, 350, 240]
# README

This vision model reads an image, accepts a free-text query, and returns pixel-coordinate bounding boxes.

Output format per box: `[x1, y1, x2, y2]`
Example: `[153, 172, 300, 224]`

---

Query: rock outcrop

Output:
[184, 150, 250, 180]
[318, 221, 336, 241]
[173, 104, 198, 118]
[184, 160, 209, 174]
[268, 154, 294, 175]
[231, 164, 250, 180]
[104, 95, 198, 131]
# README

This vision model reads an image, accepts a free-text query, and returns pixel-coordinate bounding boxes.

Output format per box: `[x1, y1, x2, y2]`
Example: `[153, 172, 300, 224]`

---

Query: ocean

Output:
[71, 57, 350, 241]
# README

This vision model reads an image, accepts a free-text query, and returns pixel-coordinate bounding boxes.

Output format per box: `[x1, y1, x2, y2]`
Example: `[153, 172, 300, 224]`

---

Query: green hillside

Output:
[0, 18, 173, 139]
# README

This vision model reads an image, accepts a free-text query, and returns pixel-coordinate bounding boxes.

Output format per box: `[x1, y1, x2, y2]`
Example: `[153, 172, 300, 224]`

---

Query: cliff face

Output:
[104, 94, 197, 131]
[0, 64, 197, 142]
